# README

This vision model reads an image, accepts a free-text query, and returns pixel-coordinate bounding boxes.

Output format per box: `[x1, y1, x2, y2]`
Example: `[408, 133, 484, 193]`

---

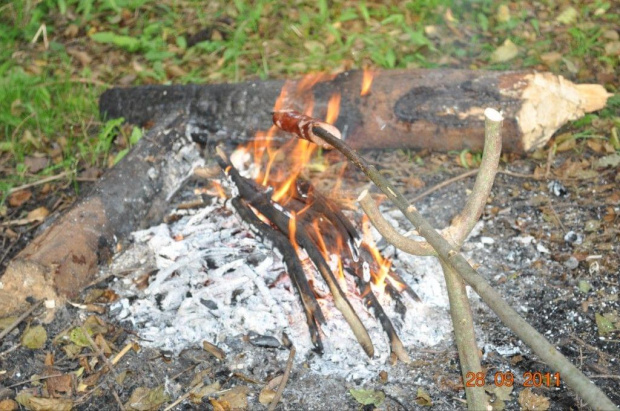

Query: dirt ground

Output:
[1, 145, 618, 410]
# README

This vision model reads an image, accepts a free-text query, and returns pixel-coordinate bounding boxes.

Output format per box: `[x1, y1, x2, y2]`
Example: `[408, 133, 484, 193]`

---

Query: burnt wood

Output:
[100, 69, 609, 153]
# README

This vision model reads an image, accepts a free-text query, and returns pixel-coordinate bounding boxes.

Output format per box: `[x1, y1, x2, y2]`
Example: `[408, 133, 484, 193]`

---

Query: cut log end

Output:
[515, 72, 612, 151]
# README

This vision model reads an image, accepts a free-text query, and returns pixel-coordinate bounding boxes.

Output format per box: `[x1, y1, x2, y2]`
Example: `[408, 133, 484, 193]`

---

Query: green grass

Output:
[0, 0, 618, 206]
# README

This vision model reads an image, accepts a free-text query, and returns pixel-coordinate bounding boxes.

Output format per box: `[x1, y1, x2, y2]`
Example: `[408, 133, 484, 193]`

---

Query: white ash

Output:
[109, 197, 456, 379]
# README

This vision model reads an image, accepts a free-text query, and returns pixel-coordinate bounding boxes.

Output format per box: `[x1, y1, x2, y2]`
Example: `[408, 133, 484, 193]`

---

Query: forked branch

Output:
[272, 109, 617, 410]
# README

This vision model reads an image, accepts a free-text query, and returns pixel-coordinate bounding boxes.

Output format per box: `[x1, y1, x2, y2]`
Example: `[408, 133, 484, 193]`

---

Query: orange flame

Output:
[226, 72, 401, 301]
[325, 93, 341, 125]
[361, 69, 374, 96]
[361, 215, 392, 294]
[288, 211, 299, 250]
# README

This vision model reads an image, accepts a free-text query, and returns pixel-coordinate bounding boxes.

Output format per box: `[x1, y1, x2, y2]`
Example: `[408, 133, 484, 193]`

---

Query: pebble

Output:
[565, 256, 579, 269]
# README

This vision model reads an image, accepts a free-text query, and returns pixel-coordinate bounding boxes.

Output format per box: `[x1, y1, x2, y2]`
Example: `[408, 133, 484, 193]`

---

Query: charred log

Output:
[230, 197, 325, 354]
[100, 69, 610, 153]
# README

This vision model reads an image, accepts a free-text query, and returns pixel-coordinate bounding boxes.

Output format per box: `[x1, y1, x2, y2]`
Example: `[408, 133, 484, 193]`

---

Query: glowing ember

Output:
[361, 69, 374, 96]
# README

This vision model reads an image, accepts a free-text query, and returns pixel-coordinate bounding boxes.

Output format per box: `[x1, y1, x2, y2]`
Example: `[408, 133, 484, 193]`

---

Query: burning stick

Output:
[272, 110, 617, 410]
[344, 266, 411, 364]
[230, 197, 325, 354]
[272, 110, 342, 150]
[216, 148, 375, 358]
[294, 179, 360, 257]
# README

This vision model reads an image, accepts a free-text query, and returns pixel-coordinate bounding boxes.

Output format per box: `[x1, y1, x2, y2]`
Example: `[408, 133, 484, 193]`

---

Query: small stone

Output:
[564, 231, 583, 245]
[565, 256, 579, 270]
[547, 180, 568, 197]
[248, 331, 280, 348]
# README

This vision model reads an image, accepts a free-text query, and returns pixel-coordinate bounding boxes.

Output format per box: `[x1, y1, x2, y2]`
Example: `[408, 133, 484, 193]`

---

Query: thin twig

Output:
[8, 171, 72, 194]
[409, 169, 479, 203]
[0, 300, 44, 341]
[268, 346, 296, 411]
[164, 382, 204, 411]
[7, 373, 64, 389]
[308, 115, 618, 411]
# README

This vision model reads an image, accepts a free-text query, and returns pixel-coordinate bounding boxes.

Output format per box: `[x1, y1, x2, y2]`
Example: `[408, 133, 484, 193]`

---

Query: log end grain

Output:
[512, 72, 612, 151]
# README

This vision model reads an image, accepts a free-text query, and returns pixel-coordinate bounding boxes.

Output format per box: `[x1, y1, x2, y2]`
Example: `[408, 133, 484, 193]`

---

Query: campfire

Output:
[110, 73, 446, 371]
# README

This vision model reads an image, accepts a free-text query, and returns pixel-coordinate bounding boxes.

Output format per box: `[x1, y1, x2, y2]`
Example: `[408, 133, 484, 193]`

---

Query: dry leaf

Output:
[203, 340, 226, 360]
[190, 381, 220, 404]
[28, 397, 73, 411]
[219, 386, 249, 410]
[0, 399, 18, 411]
[21, 325, 47, 349]
[210, 398, 230, 411]
[496, 5, 510, 23]
[26, 207, 49, 223]
[46, 373, 73, 397]
[540, 51, 562, 66]
[259, 375, 283, 405]
[415, 387, 433, 406]
[8, 190, 32, 207]
[350, 388, 385, 406]
[24, 156, 49, 173]
[490, 39, 519, 63]
[518, 388, 549, 410]
[556, 7, 578, 25]
[605, 41, 620, 56]
[126, 386, 169, 411]
[595, 313, 615, 336]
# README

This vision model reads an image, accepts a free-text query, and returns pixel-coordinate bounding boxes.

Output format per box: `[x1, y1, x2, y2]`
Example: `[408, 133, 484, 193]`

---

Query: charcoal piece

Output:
[248, 331, 281, 348]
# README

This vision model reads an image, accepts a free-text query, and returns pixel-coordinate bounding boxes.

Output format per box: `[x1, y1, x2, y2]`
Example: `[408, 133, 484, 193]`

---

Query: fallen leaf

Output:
[490, 39, 519, 63]
[203, 340, 226, 360]
[26, 207, 49, 223]
[126, 386, 169, 411]
[0, 399, 18, 411]
[578, 280, 592, 293]
[556, 7, 578, 25]
[210, 398, 229, 411]
[190, 381, 220, 404]
[0, 316, 18, 331]
[486, 384, 513, 410]
[21, 325, 47, 349]
[350, 388, 385, 406]
[24, 156, 49, 173]
[604, 41, 620, 56]
[415, 387, 433, 406]
[219, 386, 249, 410]
[539, 51, 562, 66]
[594, 153, 620, 169]
[8, 190, 32, 207]
[259, 375, 283, 405]
[29, 397, 73, 411]
[518, 388, 549, 410]
[595, 313, 615, 336]
[303, 40, 326, 54]
[496, 5, 510, 23]
[46, 373, 73, 397]
[67, 48, 93, 67]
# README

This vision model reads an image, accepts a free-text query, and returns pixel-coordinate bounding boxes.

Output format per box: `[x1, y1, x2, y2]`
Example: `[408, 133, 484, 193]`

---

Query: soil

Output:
[1, 145, 619, 410]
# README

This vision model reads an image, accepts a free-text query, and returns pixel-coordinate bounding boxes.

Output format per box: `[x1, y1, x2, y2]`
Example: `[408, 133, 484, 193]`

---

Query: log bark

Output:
[0, 112, 203, 318]
[100, 69, 610, 153]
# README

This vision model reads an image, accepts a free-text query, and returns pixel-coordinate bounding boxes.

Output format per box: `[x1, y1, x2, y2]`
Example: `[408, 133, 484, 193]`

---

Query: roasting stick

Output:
[230, 197, 325, 353]
[216, 148, 375, 358]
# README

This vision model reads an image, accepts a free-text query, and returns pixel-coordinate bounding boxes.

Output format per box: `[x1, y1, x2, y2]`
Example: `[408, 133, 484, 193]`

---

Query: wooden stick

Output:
[267, 346, 296, 411]
[231, 197, 325, 353]
[308, 121, 617, 411]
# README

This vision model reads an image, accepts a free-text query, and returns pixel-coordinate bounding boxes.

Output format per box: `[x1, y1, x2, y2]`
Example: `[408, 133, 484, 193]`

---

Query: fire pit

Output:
[1, 69, 616, 409]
